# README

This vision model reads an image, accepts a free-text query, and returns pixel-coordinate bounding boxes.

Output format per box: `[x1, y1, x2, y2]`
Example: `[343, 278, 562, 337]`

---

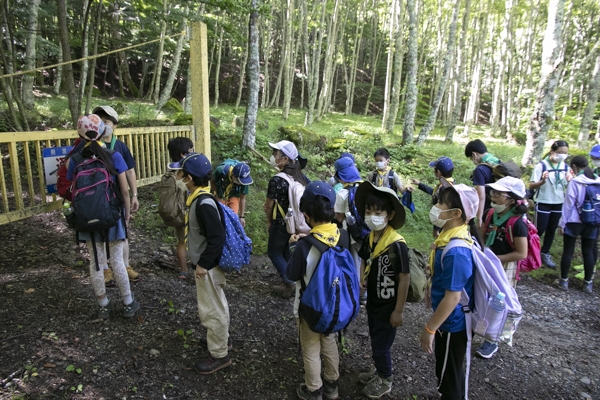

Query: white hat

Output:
[92, 105, 119, 123]
[486, 176, 526, 198]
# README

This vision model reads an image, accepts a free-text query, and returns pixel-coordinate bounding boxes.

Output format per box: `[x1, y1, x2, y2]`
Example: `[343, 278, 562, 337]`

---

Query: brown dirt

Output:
[0, 189, 598, 400]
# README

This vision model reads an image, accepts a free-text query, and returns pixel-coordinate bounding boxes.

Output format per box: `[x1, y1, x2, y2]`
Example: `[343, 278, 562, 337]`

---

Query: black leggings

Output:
[535, 203, 562, 253]
[561, 234, 595, 281]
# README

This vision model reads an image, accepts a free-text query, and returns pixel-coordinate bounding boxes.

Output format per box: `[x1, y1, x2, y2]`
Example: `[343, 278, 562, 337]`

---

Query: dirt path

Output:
[0, 209, 598, 400]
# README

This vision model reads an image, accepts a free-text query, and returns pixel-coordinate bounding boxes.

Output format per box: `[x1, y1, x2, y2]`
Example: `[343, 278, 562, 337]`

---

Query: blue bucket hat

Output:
[334, 157, 361, 183]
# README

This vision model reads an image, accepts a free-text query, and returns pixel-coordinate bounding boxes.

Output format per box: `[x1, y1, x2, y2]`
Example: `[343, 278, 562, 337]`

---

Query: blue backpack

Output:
[346, 185, 371, 242]
[197, 194, 252, 272]
[299, 234, 360, 334]
[580, 184, 600, 227]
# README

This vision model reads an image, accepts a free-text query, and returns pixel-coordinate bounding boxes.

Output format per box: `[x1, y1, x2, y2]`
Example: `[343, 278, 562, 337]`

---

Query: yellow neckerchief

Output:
[343, 180, 363, 188]
[433, 177, 454, 196]
[184, 185, 211, 246]
[223, 167, 235, 200]
[310, 223, 340, 247]
[376, 166, 392, 187]
[363, 225, 406, 282]
[428, 224, 472, 275]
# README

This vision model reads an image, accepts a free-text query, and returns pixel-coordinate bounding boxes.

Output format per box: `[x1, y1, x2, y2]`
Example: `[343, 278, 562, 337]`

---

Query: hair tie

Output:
[516, 199, 527, 206]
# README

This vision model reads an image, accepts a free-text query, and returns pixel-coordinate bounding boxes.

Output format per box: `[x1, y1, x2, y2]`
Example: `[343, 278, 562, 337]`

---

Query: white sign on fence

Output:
[43, 146, 73, 194]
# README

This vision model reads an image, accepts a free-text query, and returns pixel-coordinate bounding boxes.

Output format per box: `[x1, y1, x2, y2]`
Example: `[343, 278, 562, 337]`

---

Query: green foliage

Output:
[161, 98, 184, 114]
[173, 113, 193, 125]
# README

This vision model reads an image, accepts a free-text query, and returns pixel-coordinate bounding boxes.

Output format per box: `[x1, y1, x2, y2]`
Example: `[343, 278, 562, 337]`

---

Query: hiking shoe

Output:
[583, 280, 593, 293]
[363, 375, 392, 399]
[126, 266, 141, 282]
[296, 383, 322, 400]
[475, 341, 498, 359]
[104, 268, 116, 287]
[541, 253, 557, 269]
[558, 278, 569, 291]
[323, 379, 338, 400]
[200, 336, 233, 351]
[194, 355, 231, 374]
[282, 283, 296, 299]
[358, 367, 378, 384]
[123, 299, 140, 318]
[360, 293, 367, 306]
[98, 299, 111, 319]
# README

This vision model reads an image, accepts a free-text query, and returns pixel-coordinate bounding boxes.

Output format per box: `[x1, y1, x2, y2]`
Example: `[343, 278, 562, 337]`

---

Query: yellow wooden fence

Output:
[0, 125, 195, 225]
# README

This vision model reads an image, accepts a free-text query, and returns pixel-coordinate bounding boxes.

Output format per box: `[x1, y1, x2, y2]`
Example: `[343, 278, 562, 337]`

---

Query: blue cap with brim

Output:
[302, 181, 336, 208]
[232, 162, 253, 185]
[168, 152, 212, 179]
[428, 157, 454, 174]
[590, 145, 600, 158]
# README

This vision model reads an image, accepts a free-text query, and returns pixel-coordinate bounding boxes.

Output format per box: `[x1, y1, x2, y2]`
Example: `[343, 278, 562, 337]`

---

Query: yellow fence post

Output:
[190, 21, 211, 160]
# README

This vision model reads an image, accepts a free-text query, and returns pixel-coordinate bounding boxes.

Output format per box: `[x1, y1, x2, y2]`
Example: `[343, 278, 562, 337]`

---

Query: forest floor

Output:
[1, 187, 599, 400]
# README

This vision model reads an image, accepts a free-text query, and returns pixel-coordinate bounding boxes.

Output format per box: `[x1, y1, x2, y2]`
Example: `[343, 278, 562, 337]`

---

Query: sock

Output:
[98, 297, 109, 307]
[123, 294, 133, 305]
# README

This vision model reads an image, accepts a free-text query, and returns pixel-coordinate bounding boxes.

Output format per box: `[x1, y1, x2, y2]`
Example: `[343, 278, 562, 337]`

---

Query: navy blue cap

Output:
[232, 162, 253, 185]
[590, 145, 600, 158]
[334, 157, 361, 183]
[168, 152, 212, 178]
[302, 181, 336, 208]
[428, 157, 454, 174]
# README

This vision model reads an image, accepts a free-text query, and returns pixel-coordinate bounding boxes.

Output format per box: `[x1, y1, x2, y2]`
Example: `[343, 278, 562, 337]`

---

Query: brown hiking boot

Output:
[104, 268, 116, 287]
[126, 266, 141, 282]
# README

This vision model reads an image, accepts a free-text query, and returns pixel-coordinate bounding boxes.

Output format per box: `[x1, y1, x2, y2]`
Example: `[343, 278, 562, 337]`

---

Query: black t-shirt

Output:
[472, 165, 495, 211]
[358, 239, 410, 321]
[486, 216, 528, 256]
[267, 176, 290, 223]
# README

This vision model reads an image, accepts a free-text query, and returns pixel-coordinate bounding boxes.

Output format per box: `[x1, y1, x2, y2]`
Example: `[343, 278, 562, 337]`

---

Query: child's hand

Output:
[359, 281, 367, 297]
[420, 327, 434, 354]
[195, 265, 208, 279]
[410, 178, 420, 186]
[390, 310, 403, 327]
[289, 234, 300, 244]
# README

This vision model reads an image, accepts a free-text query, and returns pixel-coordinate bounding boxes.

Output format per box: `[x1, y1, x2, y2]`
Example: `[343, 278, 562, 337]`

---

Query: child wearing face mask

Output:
[420, 182, 482, 400]
[528, 140, 571, 269]
[367, 148, 411, 196]
[211, 160, 253, 228]
[558, 155, 600, 294]
[478, 176, 529, 359]
[166, 137, 194, 279]
[354, 182, 410, 399]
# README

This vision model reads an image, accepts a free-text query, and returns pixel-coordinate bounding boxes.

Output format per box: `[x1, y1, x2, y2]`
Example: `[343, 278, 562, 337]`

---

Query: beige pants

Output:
[298, 318, 340, 392]
[503, 261, 517, 288]
[196, 266, 230, 358]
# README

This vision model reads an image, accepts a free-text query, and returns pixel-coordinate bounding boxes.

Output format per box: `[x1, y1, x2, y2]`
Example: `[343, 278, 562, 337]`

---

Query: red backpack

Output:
[57, 138, 82, 201]
[484, 209, 542, 279]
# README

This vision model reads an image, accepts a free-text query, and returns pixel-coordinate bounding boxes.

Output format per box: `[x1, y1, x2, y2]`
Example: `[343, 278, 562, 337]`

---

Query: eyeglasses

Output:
[490, 190, 510, 199]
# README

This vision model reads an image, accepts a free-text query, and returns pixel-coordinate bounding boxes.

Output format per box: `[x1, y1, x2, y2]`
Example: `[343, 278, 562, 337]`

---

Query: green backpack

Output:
[389, 244, 428, 302]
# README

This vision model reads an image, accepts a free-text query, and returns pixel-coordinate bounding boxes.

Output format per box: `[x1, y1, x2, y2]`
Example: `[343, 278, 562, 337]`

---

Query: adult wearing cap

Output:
[211, 160, 253, 228]
[354, 182, 410, 399]
[420, 183, 482, 400]
[333, 157, 366, 283]
[264, 140, 309, 298]
[66, 115, 140, 319]
[558, 156, 600, 294]
[93, 105, 141, 284]
[411, 157, 455, 238]
[167, 153, 232, 374]
[286, 181, 347, 400]
[528, 140, 570, 269]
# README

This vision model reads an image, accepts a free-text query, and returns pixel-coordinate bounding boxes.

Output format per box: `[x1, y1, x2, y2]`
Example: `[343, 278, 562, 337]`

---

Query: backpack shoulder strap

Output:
[275, 172, 293, 184]
[195, 193, 224, 229]
[71, 152, 83, 167]
[303, 235, 330, 255]
[388, 169, 396, 191]
[484, 208, 494, 233]
[504, 215, 524, 249]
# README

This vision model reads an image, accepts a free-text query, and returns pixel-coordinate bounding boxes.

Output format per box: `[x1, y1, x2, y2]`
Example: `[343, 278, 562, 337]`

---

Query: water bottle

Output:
[63, 201, 74, 217]
[286, 208, 294, 219]
[345, 211, 356, 226]
[489, 292, 506, 313]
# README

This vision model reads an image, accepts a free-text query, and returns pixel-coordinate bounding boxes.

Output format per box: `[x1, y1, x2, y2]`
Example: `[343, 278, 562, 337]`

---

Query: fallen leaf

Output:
[24, 288, 35, 293]
[44, 363, 56, 368]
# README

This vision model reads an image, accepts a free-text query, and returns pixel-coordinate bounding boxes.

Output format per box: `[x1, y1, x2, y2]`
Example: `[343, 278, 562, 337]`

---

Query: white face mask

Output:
[491, 202, 508, 214]
[365, 215, 388, 231]
[104, 124, 113, 136]
[429, 205, 457, 228]
[593, 160, 600, 168]
[553, 153, 568, 162]
[175, 177, 188, 192]
[269, 155, 281, 170]
[375, 161, 387, 170]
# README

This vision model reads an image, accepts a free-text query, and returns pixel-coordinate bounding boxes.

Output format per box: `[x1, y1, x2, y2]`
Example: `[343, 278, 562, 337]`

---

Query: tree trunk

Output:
[384, 0, 405, 133]
[235, 15, 251, 111]
[157, 7, 189, 110]
[402, 0, 418, 144]
[56, 0, 79, 125]
[305, 0, 326, 126]
[243, 0, 260, 149]
[213, 25, 225, 108]
[364, 6, 383, 116]
[282, 0, 295, 119]
[316, 0, 343, 121]
[416, 0, 461, 145]
[521, 0, 566, 166]
[345, 0, 365, 115]
[21, 0, 41, 109]
[85, 0, 103, 114]
[578, 55, 600, 146]
[0, 62, 23, 131]
[490, 0, 513, 133]
[445, 0, 471, 142]
[261, 10, 273, 108]
[381, 0, 398, 126]
[53, 41, 63, 95]
[185, 61, 192, 113]
[463, 12, 486, 127]
[151, 0, 168, 104]
[77, 0, 91, 113]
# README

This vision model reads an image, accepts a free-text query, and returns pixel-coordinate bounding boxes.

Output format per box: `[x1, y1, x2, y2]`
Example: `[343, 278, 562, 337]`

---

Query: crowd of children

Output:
[67, 125, 600, 399]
